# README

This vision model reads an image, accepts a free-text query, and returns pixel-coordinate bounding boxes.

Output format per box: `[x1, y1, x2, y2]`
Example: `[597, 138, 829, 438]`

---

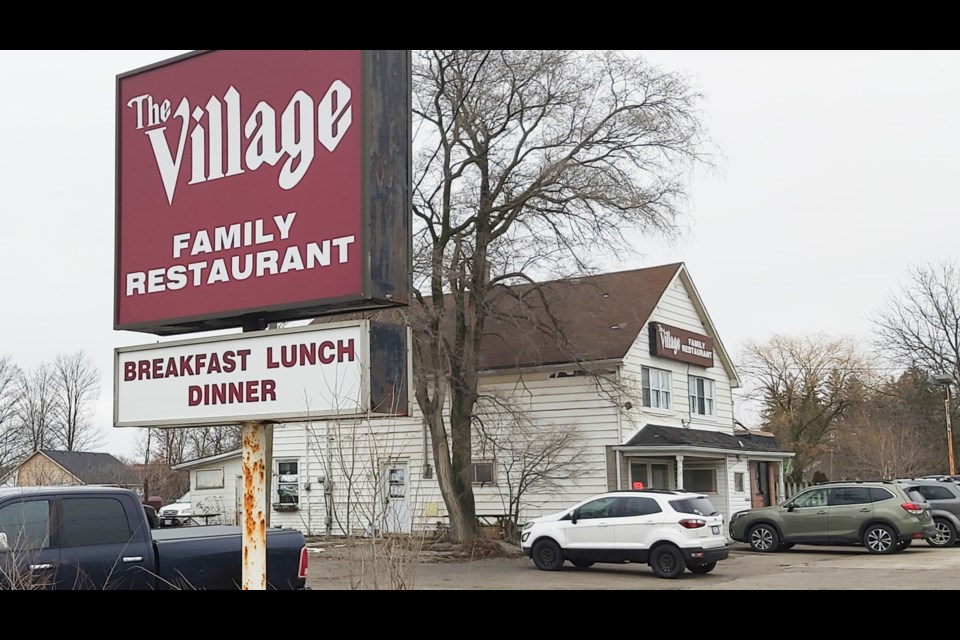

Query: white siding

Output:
[188, 455, 242, 525]
[621, 274, 736, 438]
[726, 459, 752, 519]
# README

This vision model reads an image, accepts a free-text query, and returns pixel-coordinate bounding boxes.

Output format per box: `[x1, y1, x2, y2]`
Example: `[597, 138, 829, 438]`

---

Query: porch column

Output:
[777, 460, 786, 502]
[675, 454, 684, 490]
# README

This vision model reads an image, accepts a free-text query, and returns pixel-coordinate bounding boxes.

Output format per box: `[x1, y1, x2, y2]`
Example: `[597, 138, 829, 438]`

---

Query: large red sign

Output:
[116, 50, 410, 335]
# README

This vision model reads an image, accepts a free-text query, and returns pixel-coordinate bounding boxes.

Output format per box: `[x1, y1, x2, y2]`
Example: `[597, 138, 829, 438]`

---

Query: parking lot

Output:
[306, 541, 960, 590]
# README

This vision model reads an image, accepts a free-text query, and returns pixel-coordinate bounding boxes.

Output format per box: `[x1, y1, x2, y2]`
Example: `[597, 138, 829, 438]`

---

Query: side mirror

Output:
[0, 532, 8, 552]
[571, 509, 580, 524]
[786, 503, 796, 512]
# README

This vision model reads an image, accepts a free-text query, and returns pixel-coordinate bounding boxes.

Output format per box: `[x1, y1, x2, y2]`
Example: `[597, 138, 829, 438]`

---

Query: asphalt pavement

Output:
[305, 541, 960, 590]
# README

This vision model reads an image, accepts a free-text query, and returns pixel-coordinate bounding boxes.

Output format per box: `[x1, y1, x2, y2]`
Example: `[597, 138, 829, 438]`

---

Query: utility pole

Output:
[932, 374, 957, 476]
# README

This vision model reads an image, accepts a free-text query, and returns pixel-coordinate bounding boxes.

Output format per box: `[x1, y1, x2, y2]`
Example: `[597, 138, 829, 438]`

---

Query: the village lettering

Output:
[650, 322, 715, 367]
[126, 80, 353, 205]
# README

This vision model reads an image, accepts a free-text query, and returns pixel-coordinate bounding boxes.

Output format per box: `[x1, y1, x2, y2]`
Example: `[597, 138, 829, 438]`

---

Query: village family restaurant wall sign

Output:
[114, 321, 408, 427]
[648, 321, 715, 368]
[115, 50, 411, 336]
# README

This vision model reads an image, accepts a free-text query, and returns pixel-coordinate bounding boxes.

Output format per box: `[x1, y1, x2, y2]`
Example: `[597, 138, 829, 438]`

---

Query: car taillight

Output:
[298, 546, 309, 579]
[901, 502, 926, 515]
[679, 518, 706, 529]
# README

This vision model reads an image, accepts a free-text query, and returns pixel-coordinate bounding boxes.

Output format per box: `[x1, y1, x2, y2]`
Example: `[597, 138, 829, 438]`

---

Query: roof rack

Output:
[814, 479, 895, 485]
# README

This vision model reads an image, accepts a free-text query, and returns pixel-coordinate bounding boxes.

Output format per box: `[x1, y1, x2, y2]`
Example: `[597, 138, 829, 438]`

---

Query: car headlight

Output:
[523, 521, 535, 530]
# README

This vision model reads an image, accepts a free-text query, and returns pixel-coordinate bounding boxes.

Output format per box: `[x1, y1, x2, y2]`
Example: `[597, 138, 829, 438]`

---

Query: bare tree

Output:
[833, 367, 948, 479]
[473, 393, 589, 541]
[184, 426, 241, 460]
[873, 260, 960, 381]
[0, 356, 21, 470]
[51, 351, 104, 452]
[739, 334, 871, 482]
[410, 49, 710, 543]
[15, 363, 59, 454]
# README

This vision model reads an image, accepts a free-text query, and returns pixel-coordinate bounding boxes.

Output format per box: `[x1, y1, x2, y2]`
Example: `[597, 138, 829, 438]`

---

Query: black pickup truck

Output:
[0, 485, 308, 590]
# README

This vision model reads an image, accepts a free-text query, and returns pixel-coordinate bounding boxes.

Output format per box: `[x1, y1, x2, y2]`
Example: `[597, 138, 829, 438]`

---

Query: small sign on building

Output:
[648, 321, 715, 368]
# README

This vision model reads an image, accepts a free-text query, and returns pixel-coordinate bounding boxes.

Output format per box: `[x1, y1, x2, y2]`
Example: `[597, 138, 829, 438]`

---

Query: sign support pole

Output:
[242, 316, 272, 590]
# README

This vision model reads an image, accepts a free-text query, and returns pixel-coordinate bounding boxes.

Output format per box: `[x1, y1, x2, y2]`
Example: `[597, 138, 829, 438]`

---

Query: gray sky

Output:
[2, 50, 957, 457]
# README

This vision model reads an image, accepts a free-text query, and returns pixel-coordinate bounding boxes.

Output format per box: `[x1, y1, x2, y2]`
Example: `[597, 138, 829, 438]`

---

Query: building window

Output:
[472, 461, 496, 486]
[735, 472, 744, 493]
[630, 462, 670, 489]
[276, 459, 299, 506]
[641, 367, 672, 410]
[688, 376, 715, 416]
[196, 468, 224, 490]
[683, 468, 717, 493]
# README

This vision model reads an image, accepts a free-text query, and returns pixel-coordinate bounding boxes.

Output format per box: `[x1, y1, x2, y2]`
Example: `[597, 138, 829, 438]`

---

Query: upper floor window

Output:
[688, 376, 715, 416]
[642, 367, 672, 410]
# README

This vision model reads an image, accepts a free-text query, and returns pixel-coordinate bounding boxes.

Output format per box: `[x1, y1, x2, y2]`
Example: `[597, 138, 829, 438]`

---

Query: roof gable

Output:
[39, 450, 139, 485]
[312, 263, 683, 371]
[659, 265, 741, 387]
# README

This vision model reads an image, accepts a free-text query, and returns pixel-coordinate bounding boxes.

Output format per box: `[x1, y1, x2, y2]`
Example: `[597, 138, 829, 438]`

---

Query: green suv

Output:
[729, 481, 936, 554]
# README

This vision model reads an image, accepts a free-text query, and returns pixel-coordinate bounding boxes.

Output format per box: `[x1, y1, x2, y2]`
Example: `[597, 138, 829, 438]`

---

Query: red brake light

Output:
[679, 518, 706, 529]
[901, 502, 925, 515]
[298, 546, 309, 579]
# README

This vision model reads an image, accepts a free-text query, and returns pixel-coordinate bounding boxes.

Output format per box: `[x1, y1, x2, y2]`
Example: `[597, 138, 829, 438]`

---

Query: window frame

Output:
[682, 468, 718, 493]
[688, 375, 716, 417]
[471, 460, 496, 486]
[275, 458, 300, 507]
[641, 366, 673, 411]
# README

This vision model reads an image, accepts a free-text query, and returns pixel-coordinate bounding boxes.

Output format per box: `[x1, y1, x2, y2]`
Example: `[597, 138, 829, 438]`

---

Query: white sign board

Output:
[115, 322, 368, 427]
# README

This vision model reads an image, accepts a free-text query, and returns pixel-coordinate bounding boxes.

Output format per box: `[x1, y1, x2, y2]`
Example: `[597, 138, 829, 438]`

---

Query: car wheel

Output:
[531, 539, 565, 571]
[571, 560, 594, 568]
[650, 545, 685, 579]
[927, 518, 957, 548]
[686, 560, 717, 574]
[863, 523, 897, 554]
[748, 523, 780, 553]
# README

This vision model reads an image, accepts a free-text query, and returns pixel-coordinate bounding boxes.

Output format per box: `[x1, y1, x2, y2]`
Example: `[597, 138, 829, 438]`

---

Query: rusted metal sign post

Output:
[242, 420, 270, 590]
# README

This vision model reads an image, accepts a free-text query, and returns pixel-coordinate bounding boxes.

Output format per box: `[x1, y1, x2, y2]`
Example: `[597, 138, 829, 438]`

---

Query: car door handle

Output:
[860, 508, 870, 512]
[122, 556, 143, 563]
[817, 510, 827, 514]
[29, 564, 53, 570]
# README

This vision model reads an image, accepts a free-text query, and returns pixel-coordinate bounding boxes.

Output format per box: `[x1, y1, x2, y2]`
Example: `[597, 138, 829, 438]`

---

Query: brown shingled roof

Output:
[312, 263, 682, 371]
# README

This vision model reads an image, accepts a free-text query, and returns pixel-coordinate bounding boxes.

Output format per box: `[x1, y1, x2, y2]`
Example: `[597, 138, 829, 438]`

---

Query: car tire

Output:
[863, 523, 897, 554]
[748, 523, 780, 553]
[778, 542, 795, 550]
[894, 540, 912, 552]
[650, 545, 685, 579]
[686, 560, 717, 574]
[571, 561, 594, 568]
[927, 518, 957, 548]
[531, 539, 565, 571]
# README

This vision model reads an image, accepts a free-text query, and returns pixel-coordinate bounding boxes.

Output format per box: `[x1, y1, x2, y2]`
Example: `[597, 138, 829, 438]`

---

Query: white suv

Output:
[520, 489, 729, 579]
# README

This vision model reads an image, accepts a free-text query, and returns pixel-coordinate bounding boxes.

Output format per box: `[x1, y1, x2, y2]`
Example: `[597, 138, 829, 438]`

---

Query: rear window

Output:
[670, 497, 719, 516]
[903, 488, 927, 503]
[869, 487, 895, 503]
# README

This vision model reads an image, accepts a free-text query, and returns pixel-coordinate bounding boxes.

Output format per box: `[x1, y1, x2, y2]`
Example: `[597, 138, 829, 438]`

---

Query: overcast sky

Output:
[2, 50, 957, 457]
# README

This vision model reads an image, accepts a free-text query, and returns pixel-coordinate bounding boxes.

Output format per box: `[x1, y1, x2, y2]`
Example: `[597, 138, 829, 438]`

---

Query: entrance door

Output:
[383, 462, 411, 533]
